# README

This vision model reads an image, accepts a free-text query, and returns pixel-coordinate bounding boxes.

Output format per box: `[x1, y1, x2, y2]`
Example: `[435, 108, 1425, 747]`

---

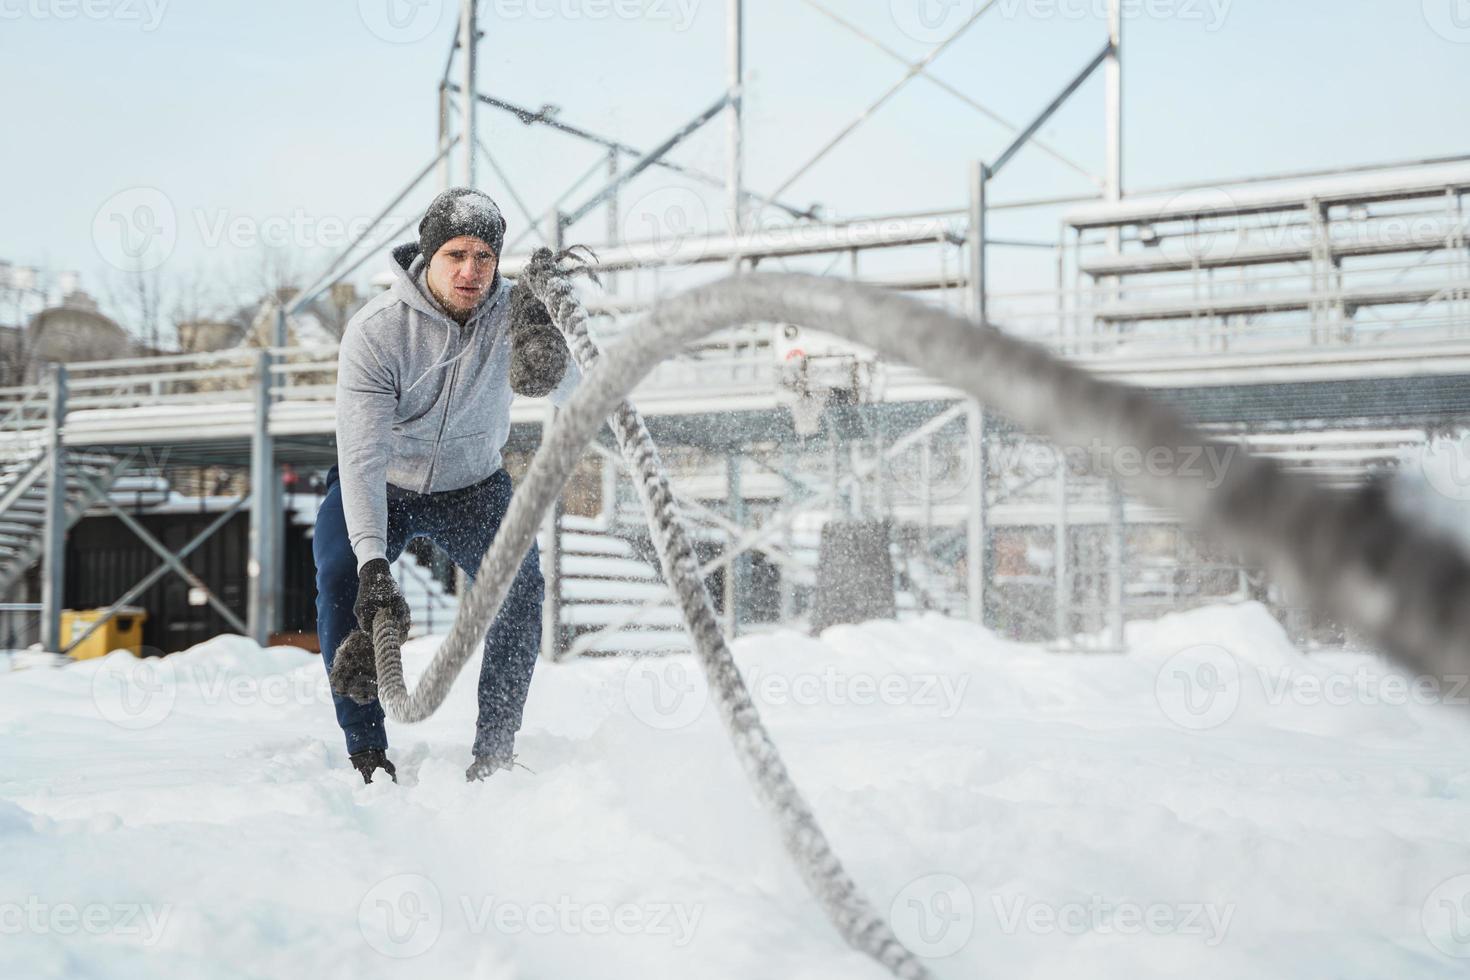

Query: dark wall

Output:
[65, 507, 317, 654]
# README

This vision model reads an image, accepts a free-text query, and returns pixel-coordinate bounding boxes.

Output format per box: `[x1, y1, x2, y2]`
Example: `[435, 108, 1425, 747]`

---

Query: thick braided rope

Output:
[372, 271, 1470, 974]
[519, 251, 926, 977]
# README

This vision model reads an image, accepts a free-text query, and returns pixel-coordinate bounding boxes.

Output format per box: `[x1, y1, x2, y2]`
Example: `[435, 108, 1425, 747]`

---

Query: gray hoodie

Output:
[335, 242, 581, 570]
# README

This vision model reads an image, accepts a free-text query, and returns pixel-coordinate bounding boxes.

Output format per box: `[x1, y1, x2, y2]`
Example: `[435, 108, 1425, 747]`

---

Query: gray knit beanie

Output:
[419, 187, 506, 262]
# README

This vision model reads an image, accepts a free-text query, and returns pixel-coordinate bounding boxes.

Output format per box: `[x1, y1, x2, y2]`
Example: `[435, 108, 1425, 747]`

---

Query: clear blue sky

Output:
[2, 0, 1467, 318]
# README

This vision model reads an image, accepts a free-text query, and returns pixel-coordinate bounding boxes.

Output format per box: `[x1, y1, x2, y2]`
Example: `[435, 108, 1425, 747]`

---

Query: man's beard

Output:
[428, 280, 485, 324]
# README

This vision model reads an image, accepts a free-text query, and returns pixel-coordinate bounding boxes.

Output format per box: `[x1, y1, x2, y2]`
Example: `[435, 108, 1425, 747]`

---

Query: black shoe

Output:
[350, 747, 397, 784]
[465, 753, 532, 782]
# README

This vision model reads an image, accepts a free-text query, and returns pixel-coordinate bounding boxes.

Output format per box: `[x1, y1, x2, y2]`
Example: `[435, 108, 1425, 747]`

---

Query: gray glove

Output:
[329, 629, 378, 705]
[353, 558, 410, 635]
[507, 277, 571, 398]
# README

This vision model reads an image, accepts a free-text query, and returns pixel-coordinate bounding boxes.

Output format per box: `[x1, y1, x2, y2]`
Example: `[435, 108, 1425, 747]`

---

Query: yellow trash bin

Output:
[61, 607, 148, 660]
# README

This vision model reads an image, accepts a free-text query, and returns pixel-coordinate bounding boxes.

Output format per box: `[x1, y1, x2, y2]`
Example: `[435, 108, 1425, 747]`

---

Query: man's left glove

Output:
[507, 278, 570, 398]
[330, 628, 378, 705]
[353, 558, 411, 636]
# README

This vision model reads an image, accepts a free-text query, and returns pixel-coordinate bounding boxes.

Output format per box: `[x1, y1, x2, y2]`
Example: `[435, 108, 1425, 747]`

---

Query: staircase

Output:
[555, 515, 688, 657]
[0, 381, 136, 599]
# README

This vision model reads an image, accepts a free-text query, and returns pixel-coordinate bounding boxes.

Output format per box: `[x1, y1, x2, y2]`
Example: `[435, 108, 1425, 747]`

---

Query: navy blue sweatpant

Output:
[313, 465, 545, 758]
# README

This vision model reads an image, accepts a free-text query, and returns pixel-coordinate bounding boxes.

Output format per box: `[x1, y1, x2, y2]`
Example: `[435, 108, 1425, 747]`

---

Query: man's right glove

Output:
[353, 558, 410, 636]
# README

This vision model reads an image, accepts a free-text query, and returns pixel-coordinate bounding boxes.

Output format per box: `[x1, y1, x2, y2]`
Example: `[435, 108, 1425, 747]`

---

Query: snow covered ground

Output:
[3, 603, 1470, 979]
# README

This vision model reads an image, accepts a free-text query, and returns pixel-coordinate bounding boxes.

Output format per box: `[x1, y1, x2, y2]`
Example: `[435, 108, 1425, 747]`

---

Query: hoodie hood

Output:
[388, 240, 504, 325]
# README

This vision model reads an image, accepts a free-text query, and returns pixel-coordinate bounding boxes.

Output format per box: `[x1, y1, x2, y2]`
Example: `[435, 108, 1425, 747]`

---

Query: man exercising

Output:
[314, 187, 579, 784]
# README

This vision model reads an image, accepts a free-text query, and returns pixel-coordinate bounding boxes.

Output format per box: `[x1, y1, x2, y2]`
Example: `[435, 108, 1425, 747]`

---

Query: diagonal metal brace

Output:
[561, 92, 733, 229]
[63, 479, 251, 653]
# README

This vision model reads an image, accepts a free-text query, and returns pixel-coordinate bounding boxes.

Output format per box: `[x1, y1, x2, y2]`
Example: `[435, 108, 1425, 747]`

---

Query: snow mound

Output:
[2, 604, 1469, 978]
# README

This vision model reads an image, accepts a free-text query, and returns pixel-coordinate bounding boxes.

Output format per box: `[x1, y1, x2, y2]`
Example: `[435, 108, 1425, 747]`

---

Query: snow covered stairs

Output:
[551, 516, 689, 657]
[0, 447, 135, 598]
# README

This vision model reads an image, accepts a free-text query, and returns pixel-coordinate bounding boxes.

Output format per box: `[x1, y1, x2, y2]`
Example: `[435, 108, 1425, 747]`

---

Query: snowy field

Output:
[3, 603, 1470, 979]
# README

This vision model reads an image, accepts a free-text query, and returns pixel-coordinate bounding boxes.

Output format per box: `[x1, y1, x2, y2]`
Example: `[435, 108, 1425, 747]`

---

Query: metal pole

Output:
[725, 452, 745, 635]
[460, 0, 477, 188]
[605, 147, 619, 296]
[1108, 481, 1125, 651]
[248, 350, 276, 644]
[541, 213, 565, 659]
[1105, 0, 1123, 207]
[969, 161, 988, 325]
[1104, 0, 1124, 646]
[40, 365, 66, 652]
[1054, 452, 1069, 646]
[727, 0, 745, 236]
[438, 83, 453, 189]
[966, 161, 988, 625]
[272, 303, 287, 350]
[965, 400, 985, 625]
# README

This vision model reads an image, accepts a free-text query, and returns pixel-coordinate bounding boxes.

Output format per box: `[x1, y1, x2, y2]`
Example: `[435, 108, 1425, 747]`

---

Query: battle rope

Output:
[372, 269, 1470, 978]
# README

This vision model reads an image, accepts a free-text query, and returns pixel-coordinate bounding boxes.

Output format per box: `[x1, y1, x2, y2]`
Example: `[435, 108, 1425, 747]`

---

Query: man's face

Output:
[426, 235, 498, 315]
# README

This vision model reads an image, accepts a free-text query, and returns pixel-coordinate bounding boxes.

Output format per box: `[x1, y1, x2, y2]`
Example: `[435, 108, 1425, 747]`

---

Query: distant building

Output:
[27, 291, 133, 369]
